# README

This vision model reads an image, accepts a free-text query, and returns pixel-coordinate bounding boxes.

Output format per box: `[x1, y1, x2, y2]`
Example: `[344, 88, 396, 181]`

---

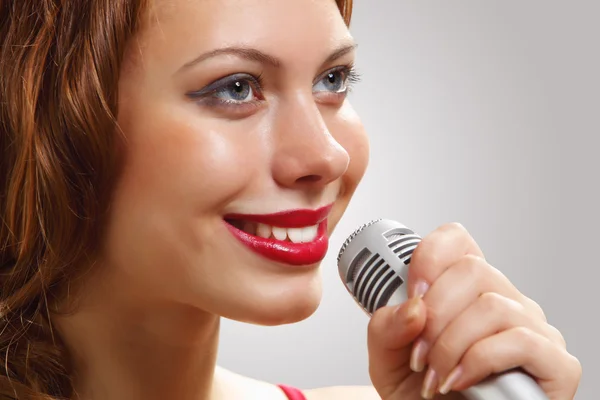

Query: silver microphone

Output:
[337, 219, 549, 400]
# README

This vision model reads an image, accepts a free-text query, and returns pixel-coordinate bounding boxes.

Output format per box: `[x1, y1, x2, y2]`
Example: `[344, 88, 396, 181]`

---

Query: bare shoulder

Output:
[303, 385, 381, 400]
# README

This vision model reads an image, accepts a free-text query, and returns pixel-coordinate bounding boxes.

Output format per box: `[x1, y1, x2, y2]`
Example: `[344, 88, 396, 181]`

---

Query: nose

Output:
[271, 95, 350, 189]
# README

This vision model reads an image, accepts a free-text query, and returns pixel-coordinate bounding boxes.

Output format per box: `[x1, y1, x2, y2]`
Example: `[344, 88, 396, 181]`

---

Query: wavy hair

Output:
[0, 0, 353, 398]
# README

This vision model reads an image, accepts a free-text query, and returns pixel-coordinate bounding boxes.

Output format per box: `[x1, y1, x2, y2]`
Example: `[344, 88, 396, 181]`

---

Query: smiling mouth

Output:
[223, 205, 333, 266]
[224, 219, 320, 243]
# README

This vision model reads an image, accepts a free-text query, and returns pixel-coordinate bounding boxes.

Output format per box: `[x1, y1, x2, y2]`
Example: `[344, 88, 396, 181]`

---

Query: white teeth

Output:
[256, 223, 272, 239]
[287, 228, 303, 243]
[272, 226, 288, 241]
[301, 225, 318, 242]
[237, 221, 320, 243]
[276, 225, 320, 243]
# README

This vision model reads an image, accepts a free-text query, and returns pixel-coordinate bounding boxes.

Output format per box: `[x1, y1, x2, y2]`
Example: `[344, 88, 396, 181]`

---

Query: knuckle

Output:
[568, 354, 583, 380]
[478, 292, 511, 314]
[457, 254, 484, 276]
[545, 324, 567, 348]
[466, 341, 489, 367]
[440, 222, 466, 234]
[431, 337, 456, 363]
[557, 351, 583, 389]
[524, 296, 547, 322]
[456, 255, 506, 288]
[512, 326, 540, 350]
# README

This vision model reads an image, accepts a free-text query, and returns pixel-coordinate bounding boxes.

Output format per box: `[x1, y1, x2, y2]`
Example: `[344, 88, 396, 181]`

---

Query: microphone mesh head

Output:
[337, 219, 382, 264]
[337, 219, 421, 315]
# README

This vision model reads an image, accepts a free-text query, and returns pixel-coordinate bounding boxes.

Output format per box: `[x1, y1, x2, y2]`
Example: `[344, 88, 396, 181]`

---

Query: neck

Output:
[55, 278, 222, 400]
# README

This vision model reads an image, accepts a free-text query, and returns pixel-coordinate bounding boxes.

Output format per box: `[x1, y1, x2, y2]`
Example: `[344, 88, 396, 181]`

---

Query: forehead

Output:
[134, 0, 352, 70]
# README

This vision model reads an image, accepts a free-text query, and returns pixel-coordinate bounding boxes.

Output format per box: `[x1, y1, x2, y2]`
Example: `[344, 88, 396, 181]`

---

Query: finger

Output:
[520, 295, 549, 324]
[437, 327, 582, 399]
[367, 297, 427, 398]
[410, 254, 561, 373]
[419, 254, 522, 344]
[408, 254, 523, 373]
[427, 292, 565, 381]
[407, 222, 484, 298]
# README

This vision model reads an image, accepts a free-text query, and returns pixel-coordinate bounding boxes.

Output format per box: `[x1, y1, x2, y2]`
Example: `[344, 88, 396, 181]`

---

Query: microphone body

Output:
[337, 219, 549, 400]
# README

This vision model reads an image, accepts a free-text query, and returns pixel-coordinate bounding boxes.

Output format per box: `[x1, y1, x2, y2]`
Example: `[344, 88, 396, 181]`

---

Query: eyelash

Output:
[187, 63, 361, 111]
[337, 63, 362, 90]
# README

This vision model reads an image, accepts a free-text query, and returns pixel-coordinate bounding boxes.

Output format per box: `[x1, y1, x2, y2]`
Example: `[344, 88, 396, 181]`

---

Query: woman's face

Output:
[104, 0, 369, 325]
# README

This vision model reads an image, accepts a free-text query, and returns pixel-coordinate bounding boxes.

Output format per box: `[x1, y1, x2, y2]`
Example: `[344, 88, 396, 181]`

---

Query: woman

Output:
[0, 0, 581, 399]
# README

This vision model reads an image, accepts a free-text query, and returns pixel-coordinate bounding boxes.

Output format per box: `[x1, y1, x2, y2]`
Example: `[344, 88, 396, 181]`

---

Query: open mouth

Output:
[222, 205, 333, 266]
[224, 218, 320, 244]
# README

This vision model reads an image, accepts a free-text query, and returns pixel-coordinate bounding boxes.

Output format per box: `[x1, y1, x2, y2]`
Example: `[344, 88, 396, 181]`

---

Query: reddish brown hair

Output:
[0, 0, 353, 398]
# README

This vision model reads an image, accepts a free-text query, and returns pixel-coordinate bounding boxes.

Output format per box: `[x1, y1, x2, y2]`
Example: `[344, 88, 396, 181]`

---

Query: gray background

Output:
[218, 2, 599, 399]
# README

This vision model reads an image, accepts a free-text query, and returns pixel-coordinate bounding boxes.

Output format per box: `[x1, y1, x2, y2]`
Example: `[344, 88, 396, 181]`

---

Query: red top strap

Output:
[278, 384, 307, 400]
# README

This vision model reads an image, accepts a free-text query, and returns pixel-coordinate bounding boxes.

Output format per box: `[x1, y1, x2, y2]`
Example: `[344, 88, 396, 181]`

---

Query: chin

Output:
[219, 282, 323, 327]
[255, 296, 321, 326]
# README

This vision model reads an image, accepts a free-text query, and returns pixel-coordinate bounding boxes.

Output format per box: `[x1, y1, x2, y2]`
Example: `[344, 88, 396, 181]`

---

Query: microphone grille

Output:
[336, 218, 382, 263]
[337, 219, 422, 315]
[348, 252, 404, 314]
[386, 231, 421, 266]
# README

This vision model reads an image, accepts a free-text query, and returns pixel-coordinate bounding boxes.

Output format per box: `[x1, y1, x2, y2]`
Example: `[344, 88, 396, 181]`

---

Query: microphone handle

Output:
[462, 370, 549, 400]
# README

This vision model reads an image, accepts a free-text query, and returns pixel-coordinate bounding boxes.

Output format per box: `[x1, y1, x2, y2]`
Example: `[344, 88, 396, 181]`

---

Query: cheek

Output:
[103, 106, 262, 279]
[115, 112, 257, 215]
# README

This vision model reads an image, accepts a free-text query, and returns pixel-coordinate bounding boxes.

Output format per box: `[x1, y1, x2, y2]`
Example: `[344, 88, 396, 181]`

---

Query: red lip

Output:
[224, 204, 333, 228]
[223, 204, 333, 266]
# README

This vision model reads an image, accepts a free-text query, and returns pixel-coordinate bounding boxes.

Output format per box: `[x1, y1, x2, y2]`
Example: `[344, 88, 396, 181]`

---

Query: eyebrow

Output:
[178, 43, 357, 72]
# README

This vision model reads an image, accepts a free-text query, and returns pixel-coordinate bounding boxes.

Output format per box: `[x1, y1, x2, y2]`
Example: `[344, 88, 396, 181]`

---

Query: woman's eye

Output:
[187, 73, 264, 106]
[313, 69, 348, 94]
[214, 79, 255, 103]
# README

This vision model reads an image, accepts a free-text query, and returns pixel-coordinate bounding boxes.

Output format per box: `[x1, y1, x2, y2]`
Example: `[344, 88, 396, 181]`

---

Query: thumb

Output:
[367, 296, 427, 397]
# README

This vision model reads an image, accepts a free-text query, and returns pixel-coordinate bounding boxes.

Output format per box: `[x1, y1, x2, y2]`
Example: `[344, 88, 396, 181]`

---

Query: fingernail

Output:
[439, 365, 463, 394]
[413, 279, 429, 299]
[410, 339, 428, 373]
[421, 367, 438, 399]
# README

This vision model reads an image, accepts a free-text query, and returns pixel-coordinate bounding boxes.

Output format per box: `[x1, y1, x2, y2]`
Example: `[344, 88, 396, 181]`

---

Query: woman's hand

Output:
[366, 223, 581, 399]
